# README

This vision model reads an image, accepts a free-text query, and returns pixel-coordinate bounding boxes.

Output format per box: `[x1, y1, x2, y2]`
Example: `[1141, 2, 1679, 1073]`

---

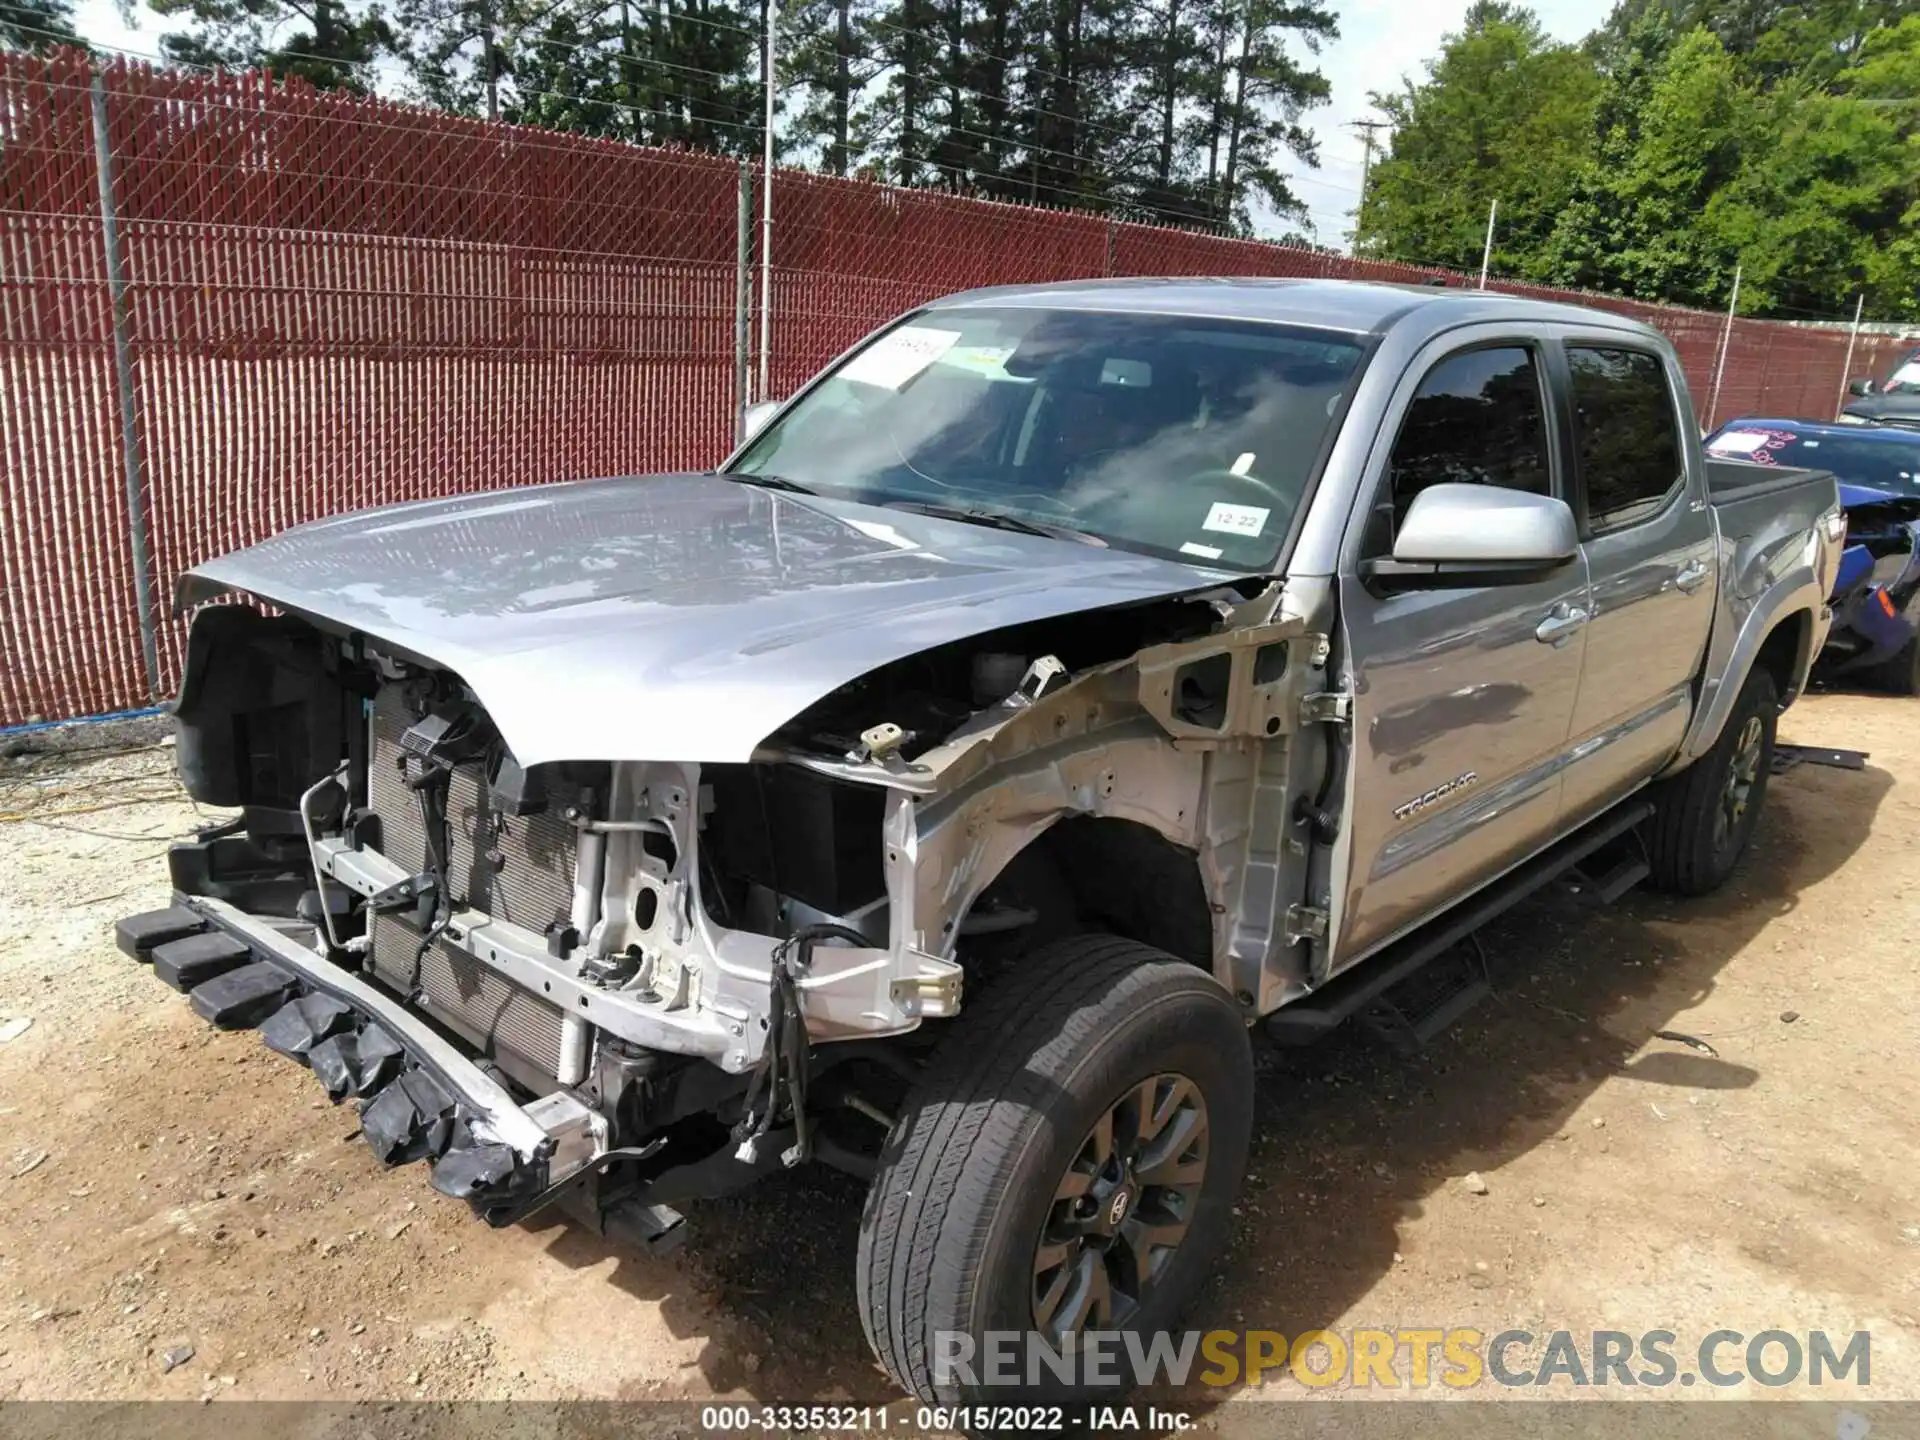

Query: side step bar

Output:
[1265, 799, 1656, 1047]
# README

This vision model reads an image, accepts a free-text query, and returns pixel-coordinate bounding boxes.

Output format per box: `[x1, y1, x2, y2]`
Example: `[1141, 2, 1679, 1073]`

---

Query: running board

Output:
[1357, 936, 1491, 1055]
[1265, 799, 1655, 1047]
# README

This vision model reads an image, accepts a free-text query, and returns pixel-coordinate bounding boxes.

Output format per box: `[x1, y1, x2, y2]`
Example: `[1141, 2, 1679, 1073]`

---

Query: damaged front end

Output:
[125, 549, 1337, 1241]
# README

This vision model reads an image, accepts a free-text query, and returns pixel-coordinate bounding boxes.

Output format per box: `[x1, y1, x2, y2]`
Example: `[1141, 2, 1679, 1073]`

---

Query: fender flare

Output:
[1668, 572, 1822, 772]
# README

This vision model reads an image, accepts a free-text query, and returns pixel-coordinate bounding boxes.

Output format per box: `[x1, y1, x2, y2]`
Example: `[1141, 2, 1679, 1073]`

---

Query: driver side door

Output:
[1331, 330, 1591, 969]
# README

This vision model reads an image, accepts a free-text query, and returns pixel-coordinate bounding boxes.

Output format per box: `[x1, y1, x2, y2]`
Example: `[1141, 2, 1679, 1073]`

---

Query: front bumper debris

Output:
[115, 897, 607, 1221]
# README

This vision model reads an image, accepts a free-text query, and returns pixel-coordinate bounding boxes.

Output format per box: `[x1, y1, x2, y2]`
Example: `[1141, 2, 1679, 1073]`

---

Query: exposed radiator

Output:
[365, 690, 577, 927]
[363, 688, 575, 1076]
[369, 914, 567, 1077]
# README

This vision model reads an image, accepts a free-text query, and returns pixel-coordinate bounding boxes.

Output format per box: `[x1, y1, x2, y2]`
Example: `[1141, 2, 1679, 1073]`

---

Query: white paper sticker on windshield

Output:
[839, 325, 961, 389]
[1707, 431, 1772, 456]
[1180, 541, 1224, 560]
[1892, 362, 1920, 387]
[1203, 502, 1270, 537]
[942, 344, 1025, 380]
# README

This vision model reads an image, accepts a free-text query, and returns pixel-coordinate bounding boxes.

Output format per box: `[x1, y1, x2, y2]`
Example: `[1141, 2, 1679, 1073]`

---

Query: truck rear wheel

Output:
[856, 934, 1253, 1404]
[1645, 665, 1777, 895]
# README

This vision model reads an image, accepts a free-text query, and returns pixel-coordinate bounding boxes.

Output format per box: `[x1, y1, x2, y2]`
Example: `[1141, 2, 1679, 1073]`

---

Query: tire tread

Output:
[1645, 666, 1777, 895]
[856, 935, 1237, 1400]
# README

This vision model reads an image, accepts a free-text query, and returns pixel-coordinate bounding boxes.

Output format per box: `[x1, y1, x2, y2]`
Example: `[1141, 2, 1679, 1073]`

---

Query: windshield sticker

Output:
[839, 325, 961, 389]
[1708, 431, 1772, 456]
[1230, 452, 1257, 476]
[1203, 502, 1270, 537]
[939, 344, 1028, 381]
[1180, 541, 1224, 560]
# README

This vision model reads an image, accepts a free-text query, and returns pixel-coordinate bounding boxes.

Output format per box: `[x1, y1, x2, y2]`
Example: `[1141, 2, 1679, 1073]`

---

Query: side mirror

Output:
[739, 399, 783, 442]
[1364, 483, 1578, 591]
[1849, 378, 1877, 398]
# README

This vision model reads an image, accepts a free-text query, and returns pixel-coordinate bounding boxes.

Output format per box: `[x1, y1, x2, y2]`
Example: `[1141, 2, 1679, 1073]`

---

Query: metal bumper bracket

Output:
[120, 895, 610, 1223]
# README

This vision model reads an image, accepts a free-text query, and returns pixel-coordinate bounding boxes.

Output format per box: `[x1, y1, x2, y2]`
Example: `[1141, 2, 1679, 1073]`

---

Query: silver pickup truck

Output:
[118, 279, 1842, 1402]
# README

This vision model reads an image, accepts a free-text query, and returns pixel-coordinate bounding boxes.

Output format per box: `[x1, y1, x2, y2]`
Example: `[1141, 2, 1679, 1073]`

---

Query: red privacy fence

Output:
[2, 51, 1910, 725]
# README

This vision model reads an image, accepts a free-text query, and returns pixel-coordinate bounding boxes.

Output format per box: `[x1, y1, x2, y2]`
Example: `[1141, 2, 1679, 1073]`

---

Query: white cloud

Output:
[1277, 0, 1602, 247]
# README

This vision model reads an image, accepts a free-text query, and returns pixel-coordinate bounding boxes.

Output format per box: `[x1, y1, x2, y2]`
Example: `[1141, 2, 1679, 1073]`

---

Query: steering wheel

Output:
[1067, 466, 1293, 554]
[1179, 467, 1293, 511]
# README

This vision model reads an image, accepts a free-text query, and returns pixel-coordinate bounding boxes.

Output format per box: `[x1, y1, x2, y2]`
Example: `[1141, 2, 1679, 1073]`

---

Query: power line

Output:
[14, 41, 1210, 223]
[42, 16, 1270, 227]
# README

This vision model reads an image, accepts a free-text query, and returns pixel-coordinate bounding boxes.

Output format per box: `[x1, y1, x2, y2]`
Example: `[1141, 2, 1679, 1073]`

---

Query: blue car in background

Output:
[1706, 418, 1920, 692]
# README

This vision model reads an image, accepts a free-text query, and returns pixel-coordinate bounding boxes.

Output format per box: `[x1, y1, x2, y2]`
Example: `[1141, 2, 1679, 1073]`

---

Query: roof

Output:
[923, 275, 1659, 341]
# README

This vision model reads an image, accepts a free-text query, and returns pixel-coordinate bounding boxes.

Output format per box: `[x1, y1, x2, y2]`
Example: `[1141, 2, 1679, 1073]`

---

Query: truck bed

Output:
[1706, 456, 1834, 503]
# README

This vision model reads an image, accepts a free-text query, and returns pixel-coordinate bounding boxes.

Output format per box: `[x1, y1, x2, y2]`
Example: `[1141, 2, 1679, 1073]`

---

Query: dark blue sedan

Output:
[1706, 418, 1920, 692]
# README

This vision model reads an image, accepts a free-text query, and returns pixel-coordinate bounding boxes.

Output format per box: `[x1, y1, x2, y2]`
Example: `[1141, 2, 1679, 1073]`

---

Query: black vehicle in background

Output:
[1844, 346, 1920, 429]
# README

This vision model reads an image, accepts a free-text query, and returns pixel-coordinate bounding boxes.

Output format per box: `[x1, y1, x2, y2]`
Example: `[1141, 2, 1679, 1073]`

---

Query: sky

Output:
[70, 0, 1610, 252]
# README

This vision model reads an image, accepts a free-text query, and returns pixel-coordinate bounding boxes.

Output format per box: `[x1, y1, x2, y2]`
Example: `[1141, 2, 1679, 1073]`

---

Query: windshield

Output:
[1707, 424, 1920, 495]
[1884, 353, 1920, 396]
[728, 306, 1369, 567]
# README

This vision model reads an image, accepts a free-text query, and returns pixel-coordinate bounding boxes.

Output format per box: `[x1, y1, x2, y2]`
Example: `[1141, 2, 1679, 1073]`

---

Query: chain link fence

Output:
[3, 52, 1911, 727]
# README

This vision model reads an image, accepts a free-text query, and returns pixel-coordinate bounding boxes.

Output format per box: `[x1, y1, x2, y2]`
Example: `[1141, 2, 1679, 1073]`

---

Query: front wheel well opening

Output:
[960, 816, 1214, 983]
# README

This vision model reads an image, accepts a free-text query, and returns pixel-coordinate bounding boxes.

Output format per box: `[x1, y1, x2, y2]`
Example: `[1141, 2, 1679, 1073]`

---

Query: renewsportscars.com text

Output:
[934, 1327, 1872, 1390]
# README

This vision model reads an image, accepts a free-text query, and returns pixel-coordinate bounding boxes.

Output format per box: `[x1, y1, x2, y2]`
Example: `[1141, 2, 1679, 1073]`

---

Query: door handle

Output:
[1674, 559, 1711, 594]
[1535, 605, 1590, 645]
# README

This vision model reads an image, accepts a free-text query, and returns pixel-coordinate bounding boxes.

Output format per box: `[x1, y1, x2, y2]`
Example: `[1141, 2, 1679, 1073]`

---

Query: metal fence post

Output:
[1705, 263, 1743, 433]
[1835, 293, 1865, 419]
[90, 72, 161, 700]
[756, 0, 778, 405]
[734, 161, 754, 432]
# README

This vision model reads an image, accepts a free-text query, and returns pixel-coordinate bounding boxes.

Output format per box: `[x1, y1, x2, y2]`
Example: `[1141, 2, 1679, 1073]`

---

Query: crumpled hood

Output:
[181, 473, 1235, 765]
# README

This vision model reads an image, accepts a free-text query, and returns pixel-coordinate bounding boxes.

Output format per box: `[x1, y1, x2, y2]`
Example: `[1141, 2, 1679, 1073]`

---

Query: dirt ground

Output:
[0, 692, 1915, 1424]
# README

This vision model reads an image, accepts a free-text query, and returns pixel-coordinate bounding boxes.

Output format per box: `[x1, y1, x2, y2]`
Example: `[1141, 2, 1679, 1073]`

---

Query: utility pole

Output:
[1350, 118, 1386, 201]
[1349, 118, 1388, 255]
[620, 0, 639, 142]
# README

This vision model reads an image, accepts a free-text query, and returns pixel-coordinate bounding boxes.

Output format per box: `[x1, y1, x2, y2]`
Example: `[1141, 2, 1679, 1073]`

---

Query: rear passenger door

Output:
[1554, 338, 1717, 823]
[1334, 331, 1591, 967]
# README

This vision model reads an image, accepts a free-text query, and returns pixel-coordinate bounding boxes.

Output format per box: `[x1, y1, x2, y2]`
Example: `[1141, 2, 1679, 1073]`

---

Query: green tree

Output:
[498, 0, 761, 153]
[1355, 3, 1601, 270]
[1193, 0, 1337, 231]
[1540, 22, 1750, 306]
[785, 0, 886, 175]
[393, 0, 511, 118]
[2, 0, 86, 52]
[1706, 81, 1917, 315]
[149, 0, 397, 89]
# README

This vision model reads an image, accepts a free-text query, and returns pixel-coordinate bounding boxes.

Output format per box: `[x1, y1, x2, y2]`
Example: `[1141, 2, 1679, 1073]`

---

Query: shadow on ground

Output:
[517, 755, 1892, 1407]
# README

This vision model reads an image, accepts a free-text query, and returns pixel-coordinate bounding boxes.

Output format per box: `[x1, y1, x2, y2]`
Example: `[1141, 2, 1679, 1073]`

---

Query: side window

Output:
[1567, 346, 1684, 532]
[1375, 345, 1552, 550]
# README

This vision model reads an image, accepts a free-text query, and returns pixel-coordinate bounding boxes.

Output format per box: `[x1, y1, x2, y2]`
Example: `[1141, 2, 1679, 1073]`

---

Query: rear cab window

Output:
[1565, 346, 1685, 533]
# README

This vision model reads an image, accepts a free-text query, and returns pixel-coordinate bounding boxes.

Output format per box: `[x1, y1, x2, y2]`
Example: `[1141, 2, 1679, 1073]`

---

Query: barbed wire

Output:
[34, 8, 1369, 222]
[5, 32, 1896, 326]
